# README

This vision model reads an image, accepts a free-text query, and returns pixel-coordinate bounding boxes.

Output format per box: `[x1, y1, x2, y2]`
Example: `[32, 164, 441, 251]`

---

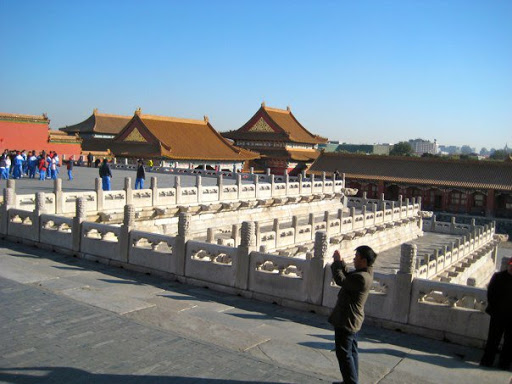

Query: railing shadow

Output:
[0, 367, 290, 384]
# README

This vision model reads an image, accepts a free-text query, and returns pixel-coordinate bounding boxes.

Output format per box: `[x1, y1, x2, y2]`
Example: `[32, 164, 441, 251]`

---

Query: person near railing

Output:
[135, 159, 145, 190]
[99, 159, 113, 191]
[329, 246, 377, 384]
[480, 258, 512, 370]
[66, 155, 74, 181]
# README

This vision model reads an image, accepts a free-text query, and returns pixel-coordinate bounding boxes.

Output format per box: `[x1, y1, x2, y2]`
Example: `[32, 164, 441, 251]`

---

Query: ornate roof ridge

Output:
[262, 106, 290, 114]
[0, 112, 49, 121]
[93, 110, 131, 119]
[139, 114, 207, 125]
[321, 151, 512, 167]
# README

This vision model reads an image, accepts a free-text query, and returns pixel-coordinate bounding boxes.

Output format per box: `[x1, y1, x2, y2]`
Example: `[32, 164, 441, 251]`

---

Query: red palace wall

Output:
[0, 121, 81, 158]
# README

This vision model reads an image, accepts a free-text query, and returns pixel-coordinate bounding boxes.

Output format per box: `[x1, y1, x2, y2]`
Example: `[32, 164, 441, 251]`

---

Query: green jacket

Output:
[328, 260, 373, 333]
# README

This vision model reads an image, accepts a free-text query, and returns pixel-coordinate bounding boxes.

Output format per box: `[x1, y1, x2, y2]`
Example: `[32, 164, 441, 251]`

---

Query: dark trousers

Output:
[334, 328, 359, 384]
[481, 315, 512, 369]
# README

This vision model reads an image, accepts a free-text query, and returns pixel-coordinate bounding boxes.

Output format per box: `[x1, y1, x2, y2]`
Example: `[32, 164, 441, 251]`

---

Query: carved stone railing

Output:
[185, 240, 240, 287]
[4, 173, 344, 215]
[129, 230, 176, 273]
[81, 222, 122, 261]
[0, 198, 502, 347]
[40, 214, 74, 250]
[7, 208, 38, 241]
[415, 221, 498, 280]
[409, 279, 489, 342]
[253, 199, 422, 252]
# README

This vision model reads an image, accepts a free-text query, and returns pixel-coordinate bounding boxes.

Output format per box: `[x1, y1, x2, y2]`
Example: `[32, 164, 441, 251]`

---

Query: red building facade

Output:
[0, 113, 81, 158]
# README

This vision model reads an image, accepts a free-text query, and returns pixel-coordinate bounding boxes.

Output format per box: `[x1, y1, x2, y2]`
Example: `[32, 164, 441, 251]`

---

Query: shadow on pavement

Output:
[0, 367, 290, 384]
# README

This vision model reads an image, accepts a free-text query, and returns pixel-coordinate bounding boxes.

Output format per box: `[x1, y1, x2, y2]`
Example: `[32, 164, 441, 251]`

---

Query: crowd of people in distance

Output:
[0, 149, 72, 181]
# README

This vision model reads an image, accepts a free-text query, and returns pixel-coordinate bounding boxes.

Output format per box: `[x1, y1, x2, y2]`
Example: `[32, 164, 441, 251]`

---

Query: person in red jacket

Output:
[38, 152, 47, 181]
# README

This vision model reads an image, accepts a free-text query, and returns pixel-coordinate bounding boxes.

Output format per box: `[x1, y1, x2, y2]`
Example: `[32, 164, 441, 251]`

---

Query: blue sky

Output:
[1, 0, 511, 151]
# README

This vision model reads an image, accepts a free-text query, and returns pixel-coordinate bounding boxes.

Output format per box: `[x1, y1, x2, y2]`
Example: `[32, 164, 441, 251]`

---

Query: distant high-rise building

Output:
[408, 138, 438, 155]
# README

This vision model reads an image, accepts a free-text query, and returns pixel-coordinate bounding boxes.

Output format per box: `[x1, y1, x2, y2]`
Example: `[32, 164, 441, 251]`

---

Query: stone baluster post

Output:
[362, 205, 367, 228]
[450, 216, 456, 233]
[119, 204, 135, 264]
[417, 196, 422, 210]
[398, 195, 403, 219]
[423, 254, 431, 277]
[150, 177, 158, 206]
[307, 230, 328, 305]
[95, 178, 103, 212]
[337, 208, 343, 233]
[124, 177, 133, 205]
[175, 176, 182, 204]
[207, 228, 215, 243]
[362, 191, 368, 207]
[430, 214, 437, 231]
[433, 249, 440, 274]
[298, 173, 303, 195]
[273, 218, 280, 247]
[462, 235, 468, 256]
[270, 174, 275, 197]
[31, 192, 45, 243]
[232, 223, 240, 247]
[404, 198, 410, 217]
[372, 203, 377, 225]
[7, 179, 15, 190]
[174, 212, 191, 278]
[254, 173, 259, 199]
[72, 197, 86, 253]
[253, 222, 260, 248]
[54, 178, 63, 214]
[235, 221, 256, 290]
[309, 213, 315, 241]
[322, 171, 326, 194]
[217, 174, 224, 202]
[380, 193, 385, 211]
[350, 207, 356, 231]
[324, 211, 330, 234]
[390, 201, 395, 221]
[196, 175, 202, 203]
[392, 243, 417, 323]
[452, 239, 460, 262]
[0, 187, 16, 235]
[292, 216, 298, 243]
[236, 174, 242, 200]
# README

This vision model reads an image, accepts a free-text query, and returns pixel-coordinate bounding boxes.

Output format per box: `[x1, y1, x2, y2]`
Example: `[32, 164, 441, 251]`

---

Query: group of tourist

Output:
[0, 149, 72, 181]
